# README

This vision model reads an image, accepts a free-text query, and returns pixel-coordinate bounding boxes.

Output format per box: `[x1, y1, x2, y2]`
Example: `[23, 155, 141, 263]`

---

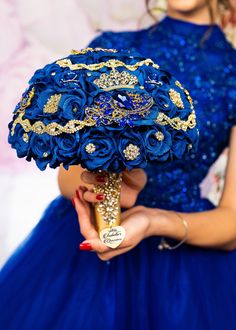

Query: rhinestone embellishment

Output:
[155, 131, 164, 141]
[93, 69, 138, 91]
[123, 144, 140, 160]
[22, 133, 29, 143]
[85, 143, 96, 154]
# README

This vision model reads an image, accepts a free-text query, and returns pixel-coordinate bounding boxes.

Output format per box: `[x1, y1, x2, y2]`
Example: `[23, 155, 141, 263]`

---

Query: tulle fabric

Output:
[1, 196, 236, 330]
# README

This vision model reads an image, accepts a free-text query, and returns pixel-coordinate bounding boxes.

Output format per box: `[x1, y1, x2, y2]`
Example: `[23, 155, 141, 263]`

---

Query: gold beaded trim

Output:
[56, 58, 160, 72]
[71, 48, 118, 55]
[155, 111, 196, 131]
[11, 108, 196, 137]
[168, 89, 184, 109]
[11, 112, 96, 136]
[175, 80, 194, 109]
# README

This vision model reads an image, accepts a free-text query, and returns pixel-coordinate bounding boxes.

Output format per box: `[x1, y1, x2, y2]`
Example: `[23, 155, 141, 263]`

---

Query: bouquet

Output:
[8, 47, 198, 248]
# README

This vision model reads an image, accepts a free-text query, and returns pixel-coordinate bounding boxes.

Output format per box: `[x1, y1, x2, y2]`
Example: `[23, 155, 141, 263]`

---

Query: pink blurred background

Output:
[0, 0, 235, 265]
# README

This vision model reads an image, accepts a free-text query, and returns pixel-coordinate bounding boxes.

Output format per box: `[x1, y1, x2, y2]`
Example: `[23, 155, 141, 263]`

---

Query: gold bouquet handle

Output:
[93, 172, 125, 248]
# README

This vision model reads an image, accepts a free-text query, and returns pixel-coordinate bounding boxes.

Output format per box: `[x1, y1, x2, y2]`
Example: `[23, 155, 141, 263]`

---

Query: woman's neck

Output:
[166, 3, 219, 25]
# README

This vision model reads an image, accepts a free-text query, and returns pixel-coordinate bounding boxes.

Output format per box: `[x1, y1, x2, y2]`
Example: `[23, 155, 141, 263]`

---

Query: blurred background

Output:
[0, 0, 235, 266]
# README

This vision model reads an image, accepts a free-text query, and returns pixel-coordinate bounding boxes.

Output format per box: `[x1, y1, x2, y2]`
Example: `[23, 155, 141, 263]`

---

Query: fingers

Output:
[83, 190, 105, 203]
[80, 171, 107, 185]
[73, 188, 98, 240]
[97, 246, 131, 261]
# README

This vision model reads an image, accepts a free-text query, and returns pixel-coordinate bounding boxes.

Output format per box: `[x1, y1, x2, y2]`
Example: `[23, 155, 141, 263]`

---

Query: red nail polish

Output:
[79, 242, 92, 251]
[96, 194, 104, 201]
[76, 189, 80, 200]
[96, 175, 106, 183]
[72, 197, 75, 207]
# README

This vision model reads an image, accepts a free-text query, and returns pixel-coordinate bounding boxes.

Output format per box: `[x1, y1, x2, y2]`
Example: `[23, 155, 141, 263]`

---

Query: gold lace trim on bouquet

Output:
[56, 58, 160, 72]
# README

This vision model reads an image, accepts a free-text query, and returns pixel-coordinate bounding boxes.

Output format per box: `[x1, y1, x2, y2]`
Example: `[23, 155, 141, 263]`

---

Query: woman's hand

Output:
[73, 186, 167, 261]
[79, 168, 147, 208]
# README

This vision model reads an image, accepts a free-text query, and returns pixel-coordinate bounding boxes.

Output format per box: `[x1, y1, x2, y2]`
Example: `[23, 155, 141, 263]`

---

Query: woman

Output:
[1, 0, 236, 329]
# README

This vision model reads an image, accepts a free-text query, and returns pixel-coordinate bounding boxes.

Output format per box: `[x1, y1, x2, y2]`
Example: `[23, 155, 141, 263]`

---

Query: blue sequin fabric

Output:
[90, 16, 236, 212]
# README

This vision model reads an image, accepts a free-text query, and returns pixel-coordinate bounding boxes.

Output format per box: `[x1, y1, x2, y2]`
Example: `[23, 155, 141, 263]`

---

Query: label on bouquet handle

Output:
[99, 226, 126, 249]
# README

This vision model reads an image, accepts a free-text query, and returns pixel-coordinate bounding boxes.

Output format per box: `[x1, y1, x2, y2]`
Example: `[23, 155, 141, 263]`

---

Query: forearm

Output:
[149, 206, 236, 251]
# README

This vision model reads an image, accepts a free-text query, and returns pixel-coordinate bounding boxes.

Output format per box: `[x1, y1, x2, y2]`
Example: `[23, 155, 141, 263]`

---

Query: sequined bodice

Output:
[90, 16, 236, 212]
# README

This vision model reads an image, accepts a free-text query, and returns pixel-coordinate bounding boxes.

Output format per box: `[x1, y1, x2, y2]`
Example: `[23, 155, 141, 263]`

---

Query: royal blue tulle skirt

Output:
[1, 196, 236, 330]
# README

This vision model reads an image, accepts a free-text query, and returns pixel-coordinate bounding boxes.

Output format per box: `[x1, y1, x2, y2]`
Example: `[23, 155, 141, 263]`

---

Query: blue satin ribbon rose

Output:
[144, 125, 172, 162]
[80, 126, 117, 171]
[118, 130, 147, 170]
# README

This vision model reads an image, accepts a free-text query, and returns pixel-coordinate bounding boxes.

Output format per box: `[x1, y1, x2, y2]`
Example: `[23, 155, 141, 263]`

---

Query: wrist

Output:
[145, 208, 187, 240]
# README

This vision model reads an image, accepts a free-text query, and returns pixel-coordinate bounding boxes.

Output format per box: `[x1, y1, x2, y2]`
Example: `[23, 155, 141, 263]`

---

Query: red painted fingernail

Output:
[76, 189, 80, 200]
[96, 175, 106, 183]
[79, 242, 92, 251]
[96, 194, 104, 201]
[72, 197, 75, 207]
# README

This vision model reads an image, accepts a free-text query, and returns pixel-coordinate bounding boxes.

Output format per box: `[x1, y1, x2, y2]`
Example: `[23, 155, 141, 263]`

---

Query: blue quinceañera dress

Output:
[1, 16, 236, 330]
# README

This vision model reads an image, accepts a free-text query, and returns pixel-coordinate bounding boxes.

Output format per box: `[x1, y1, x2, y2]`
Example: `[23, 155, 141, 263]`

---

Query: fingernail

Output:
[96, 194, 104, 201]
[71, 197, 75, 207]
[96, 175, 106, 183]
[76, 189, 80, 200]
[79, 242, 92, 251]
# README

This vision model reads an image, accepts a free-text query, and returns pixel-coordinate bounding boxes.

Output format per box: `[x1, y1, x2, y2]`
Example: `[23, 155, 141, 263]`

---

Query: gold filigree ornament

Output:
[43, 94, 61, 114]
[156, 111, 196, 131]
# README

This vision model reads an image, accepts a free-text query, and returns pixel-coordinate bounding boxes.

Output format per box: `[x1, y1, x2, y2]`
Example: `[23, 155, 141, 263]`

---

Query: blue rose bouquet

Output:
[8, 48, 198, 248]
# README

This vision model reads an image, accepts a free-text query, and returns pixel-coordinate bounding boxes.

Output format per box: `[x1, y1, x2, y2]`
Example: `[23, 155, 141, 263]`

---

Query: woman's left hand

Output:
[73, 186, 166, 261]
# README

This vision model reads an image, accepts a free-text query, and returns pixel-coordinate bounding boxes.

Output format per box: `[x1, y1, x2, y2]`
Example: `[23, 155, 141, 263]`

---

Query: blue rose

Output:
[118, 130, 147, 170]
[153, 90, 177, 117]
[144, 125, 172, 161]
[58, 93, 86, 120]
[170, 130, 195, 159]
[143, 70, 172, 92]
[53, 71, 82, 92]
[8, 124, 31, 158]
[55, 132, 80, 169]
[80, 127, 117, 171]
[29, 133, 53, 170]
[29, 63, 64, 86]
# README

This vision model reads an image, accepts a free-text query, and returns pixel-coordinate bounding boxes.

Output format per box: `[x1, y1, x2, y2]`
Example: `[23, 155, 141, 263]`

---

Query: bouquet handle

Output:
[93, 172, 125, 248]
